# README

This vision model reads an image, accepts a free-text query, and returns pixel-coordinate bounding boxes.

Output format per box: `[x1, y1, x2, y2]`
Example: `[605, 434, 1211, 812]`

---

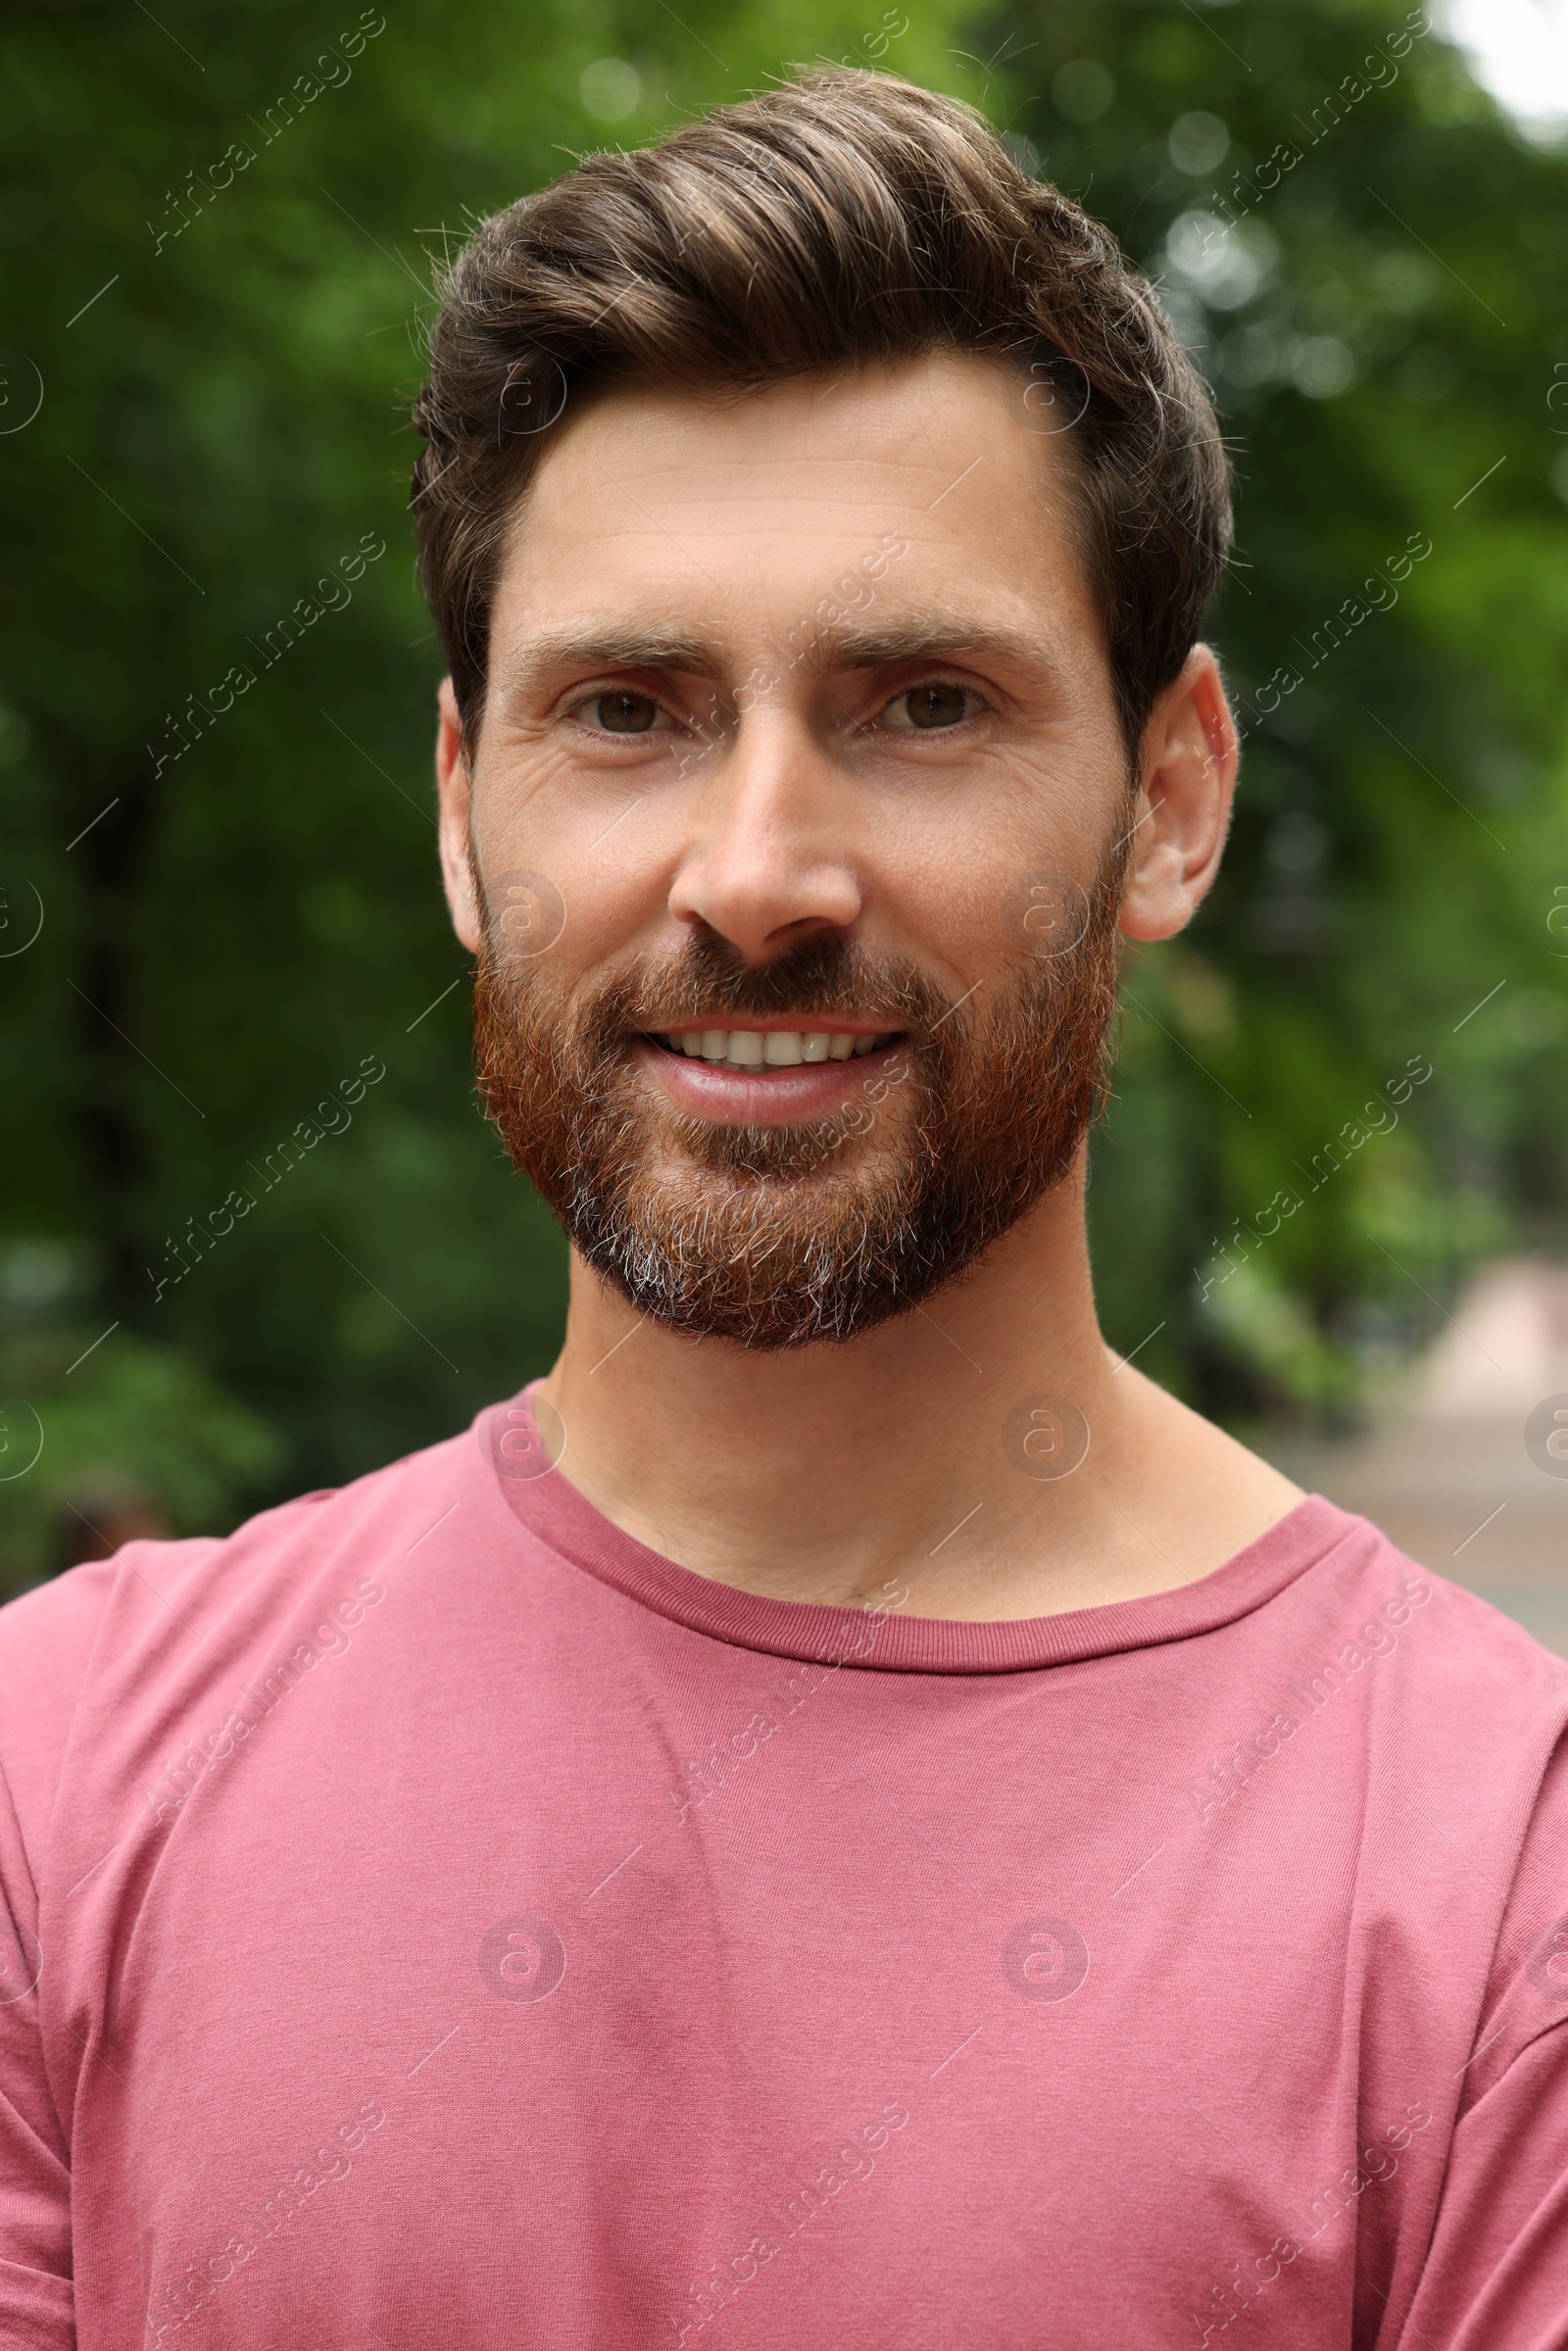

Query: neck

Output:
[537, 1162, 1302, 1621]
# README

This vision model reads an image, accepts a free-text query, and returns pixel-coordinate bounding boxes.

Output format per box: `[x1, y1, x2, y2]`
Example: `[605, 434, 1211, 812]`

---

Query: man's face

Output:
[440, 354, 1161, 1346]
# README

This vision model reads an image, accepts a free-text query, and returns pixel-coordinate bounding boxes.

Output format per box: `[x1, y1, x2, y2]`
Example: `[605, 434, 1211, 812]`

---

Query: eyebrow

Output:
[797, 613, 1046, 677]
[494, 631, 723, 699]
[494, 608, 1054, 699]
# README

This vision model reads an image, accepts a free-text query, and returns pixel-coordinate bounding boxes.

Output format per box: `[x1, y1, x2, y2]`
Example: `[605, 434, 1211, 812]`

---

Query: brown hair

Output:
[412, 67, 1231, 754]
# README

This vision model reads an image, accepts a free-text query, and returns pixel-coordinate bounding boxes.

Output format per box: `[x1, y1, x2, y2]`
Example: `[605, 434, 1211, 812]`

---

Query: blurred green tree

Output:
[979, 0, 1568, 1416]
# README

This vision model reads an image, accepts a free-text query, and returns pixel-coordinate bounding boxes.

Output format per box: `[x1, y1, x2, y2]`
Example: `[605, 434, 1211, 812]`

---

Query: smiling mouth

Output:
[644, 1026, 905, 1072]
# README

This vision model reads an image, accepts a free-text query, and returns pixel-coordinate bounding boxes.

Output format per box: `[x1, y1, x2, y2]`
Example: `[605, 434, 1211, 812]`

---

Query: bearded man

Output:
[3, 68, 1565, 2351]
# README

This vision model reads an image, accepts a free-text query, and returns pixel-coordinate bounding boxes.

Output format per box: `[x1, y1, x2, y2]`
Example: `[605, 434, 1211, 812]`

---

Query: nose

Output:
[666, 708, 863, 963]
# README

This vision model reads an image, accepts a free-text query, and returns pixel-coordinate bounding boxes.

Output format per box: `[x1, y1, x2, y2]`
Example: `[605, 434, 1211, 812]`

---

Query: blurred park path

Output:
[1262, 1262, 1568, 1659]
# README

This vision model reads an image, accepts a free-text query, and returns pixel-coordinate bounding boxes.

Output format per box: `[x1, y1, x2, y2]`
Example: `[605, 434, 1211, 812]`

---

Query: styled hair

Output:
[412, 67, 1231, 753]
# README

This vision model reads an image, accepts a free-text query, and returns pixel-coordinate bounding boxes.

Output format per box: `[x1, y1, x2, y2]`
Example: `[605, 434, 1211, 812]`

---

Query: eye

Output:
[880, 681, 985, 732]
[573, 689, 667, 735]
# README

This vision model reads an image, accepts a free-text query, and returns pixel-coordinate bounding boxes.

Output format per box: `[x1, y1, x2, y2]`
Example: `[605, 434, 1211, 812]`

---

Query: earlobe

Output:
[435, 677, 483, 954]
[1117, 646, 1238, 945]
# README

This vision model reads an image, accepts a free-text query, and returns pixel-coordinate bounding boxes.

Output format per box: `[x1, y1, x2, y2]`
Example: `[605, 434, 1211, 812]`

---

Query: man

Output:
[2, 68, 1564, 2351]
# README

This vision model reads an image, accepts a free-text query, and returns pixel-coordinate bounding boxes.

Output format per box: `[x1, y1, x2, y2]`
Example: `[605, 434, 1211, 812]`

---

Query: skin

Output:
[435, 352, 1300, 1620]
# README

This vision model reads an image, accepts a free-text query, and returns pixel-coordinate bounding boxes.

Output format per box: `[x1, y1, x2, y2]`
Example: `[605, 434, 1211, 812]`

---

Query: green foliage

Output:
[0, 1241, 281, 1587]
[1, 0, 1565, 1588]
[976, 0, 1568, 1414]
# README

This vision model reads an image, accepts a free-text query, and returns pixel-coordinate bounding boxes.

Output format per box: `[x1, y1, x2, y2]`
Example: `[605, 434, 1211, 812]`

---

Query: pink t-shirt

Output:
[3, 1390, 1567, 2350]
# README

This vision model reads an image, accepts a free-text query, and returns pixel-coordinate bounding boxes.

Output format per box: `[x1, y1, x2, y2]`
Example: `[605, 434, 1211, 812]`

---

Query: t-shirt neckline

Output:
[473, 1390, 1356, 1675]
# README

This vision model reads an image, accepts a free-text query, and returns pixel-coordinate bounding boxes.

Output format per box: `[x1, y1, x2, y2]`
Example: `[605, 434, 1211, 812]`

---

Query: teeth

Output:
[662, 1028, 888, 1069]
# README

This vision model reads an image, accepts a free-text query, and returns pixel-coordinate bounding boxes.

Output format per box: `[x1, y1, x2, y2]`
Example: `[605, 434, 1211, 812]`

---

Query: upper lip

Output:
[641, 1017, 898, 1036]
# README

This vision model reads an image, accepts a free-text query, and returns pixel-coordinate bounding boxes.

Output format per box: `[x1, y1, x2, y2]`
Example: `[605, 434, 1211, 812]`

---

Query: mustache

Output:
[566, 930, 959, 1050]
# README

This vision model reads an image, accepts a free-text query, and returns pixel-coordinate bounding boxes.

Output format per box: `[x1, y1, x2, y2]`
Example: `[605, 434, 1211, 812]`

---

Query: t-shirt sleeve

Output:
[1395, 1731, 1568, 2350]
[0, 1564, 119, 2350]
[1396, 2021, 1568, 2348]
[0, 1772, 72, 2346]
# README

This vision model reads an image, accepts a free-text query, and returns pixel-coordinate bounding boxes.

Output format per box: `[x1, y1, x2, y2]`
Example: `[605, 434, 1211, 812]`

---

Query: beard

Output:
[471, 847, 1126, 1349]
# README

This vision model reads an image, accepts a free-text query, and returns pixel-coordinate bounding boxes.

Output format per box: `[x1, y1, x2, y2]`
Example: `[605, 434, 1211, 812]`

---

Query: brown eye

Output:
[903, 684, 970, 729]
[594, 691, 660, 733]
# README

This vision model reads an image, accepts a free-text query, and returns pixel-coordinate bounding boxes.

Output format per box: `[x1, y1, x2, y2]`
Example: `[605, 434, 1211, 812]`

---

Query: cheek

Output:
[477, 737, 707, 946]
[871, 801, 1111, 993]
[471, 733, 603, 855]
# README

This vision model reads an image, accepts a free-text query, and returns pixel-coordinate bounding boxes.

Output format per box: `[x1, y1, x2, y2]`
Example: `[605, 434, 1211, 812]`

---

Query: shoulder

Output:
[0, 1419, 482, 1845]
[1264, 1486, 1568, 1704]
[1275, 1503, 1568, 1839]
[1319, 1510, 1568, 1717]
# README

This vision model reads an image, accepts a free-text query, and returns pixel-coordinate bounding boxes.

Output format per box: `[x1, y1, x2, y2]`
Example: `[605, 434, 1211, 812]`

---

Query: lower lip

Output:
[637, 1037, 904, 1126]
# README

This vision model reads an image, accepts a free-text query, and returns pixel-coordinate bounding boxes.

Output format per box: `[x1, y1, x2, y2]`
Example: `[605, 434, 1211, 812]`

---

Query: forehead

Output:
[490, 351, 1102, 658]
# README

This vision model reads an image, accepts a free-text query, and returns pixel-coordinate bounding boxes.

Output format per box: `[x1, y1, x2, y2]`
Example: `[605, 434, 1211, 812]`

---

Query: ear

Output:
[435, 677, 483, 954]
[1118, 646, 1238, 943]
